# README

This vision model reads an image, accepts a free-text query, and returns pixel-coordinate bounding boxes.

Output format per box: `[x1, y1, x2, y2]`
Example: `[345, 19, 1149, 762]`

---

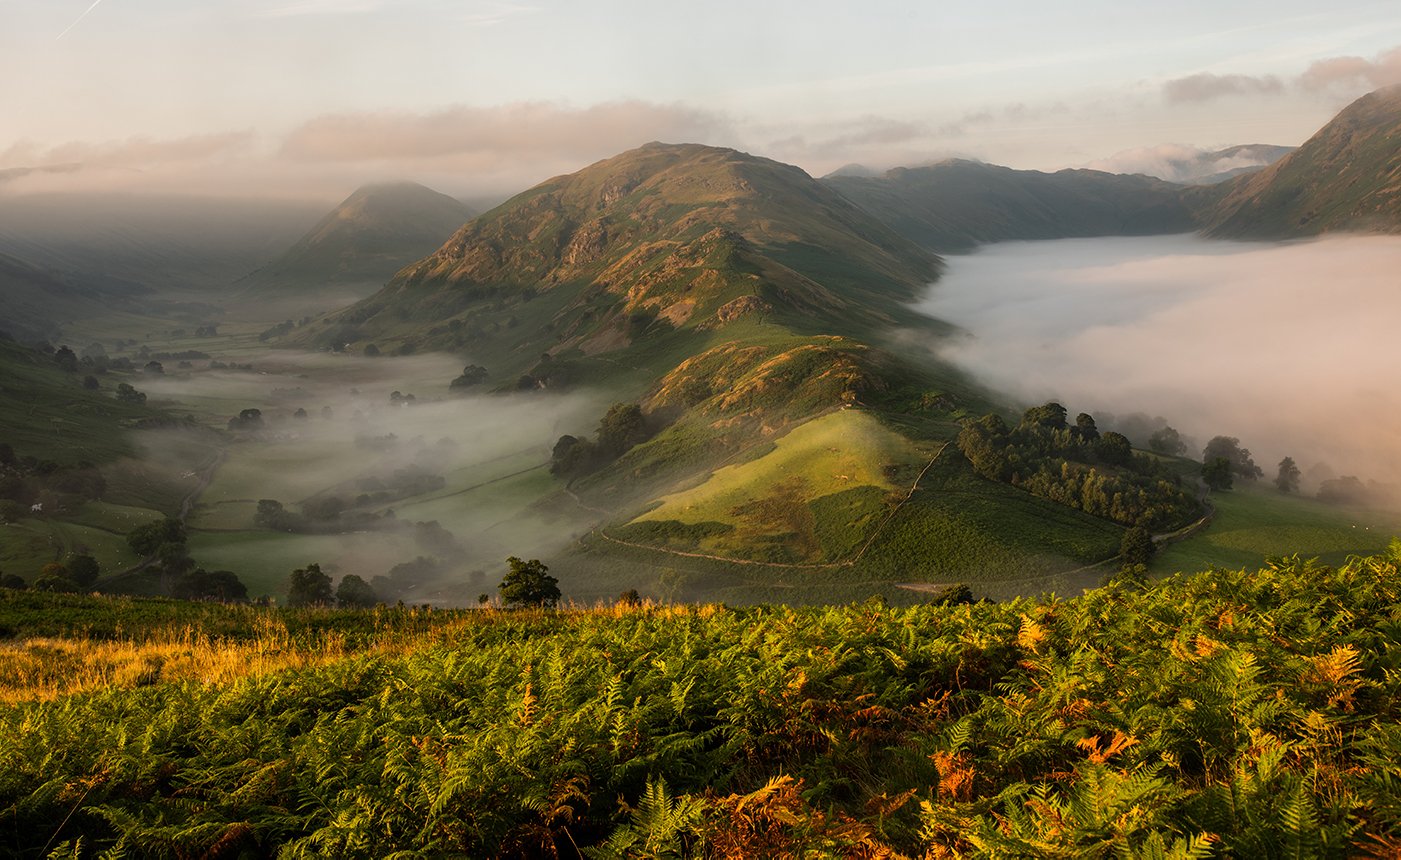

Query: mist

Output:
[914, 234, 1401, 494]
[131, 350, 607, 602]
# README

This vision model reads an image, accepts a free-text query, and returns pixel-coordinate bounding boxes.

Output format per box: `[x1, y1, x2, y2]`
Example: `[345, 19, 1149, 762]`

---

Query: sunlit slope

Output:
[240, 181, 474, 295]
[303, 142, 941, 365]
[1202, 85, 1401, 238]
[287, 143, 1144, 584]
[620, 410, 925, 563]
[824, 159, 1196, 252]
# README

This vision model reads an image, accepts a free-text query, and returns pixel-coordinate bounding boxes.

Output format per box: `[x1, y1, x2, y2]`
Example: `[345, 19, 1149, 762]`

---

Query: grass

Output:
[1154, 480, 1401, 574]
[629, 410, 926, 563]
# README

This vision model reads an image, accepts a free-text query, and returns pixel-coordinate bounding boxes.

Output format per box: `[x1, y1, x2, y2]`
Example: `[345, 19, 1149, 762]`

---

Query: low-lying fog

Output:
[915, 234, 1401, 493]
[135, 351, 607, 600]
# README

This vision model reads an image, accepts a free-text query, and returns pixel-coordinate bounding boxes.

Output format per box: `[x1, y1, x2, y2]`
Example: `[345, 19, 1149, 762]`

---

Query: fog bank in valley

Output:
[134, 351, 607, 601]
[915, 235, 1401, 492]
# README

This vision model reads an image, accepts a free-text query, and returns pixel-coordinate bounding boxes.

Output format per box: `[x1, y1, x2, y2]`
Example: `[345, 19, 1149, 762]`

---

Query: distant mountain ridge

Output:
[240, 181, 473, 295]
[1201, 85, 1401, 238]
[823, 159, 1196, 252]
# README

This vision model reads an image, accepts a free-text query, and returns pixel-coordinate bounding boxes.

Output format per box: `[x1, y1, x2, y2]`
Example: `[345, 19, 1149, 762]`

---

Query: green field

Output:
[1155, 481, 1401, 574]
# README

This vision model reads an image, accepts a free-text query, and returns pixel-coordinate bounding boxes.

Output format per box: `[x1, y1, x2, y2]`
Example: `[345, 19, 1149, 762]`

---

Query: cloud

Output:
[1163, 45, 1401, 105]
[1299, 46, 1401, 92]
[915, 235, 1401, 489]
[280, 100, 732, 166]
[1, 132, 255, 172]
[1084, 143, 1290, 183]
[1163, 72, 1285, 104]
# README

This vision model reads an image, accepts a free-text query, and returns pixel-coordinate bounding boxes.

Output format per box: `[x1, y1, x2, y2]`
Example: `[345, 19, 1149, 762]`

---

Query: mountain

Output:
[0, 193, 324, 294]
[316, 143, 940, 358]
[0, 251, 148, 341]
[823, 159, 1196, 252]
[1085, 144, 1295, 185]
[1182, 144, 1296, 184]
[239, 182, 473, 295]
[1201, 85, 1401, 238]
[299, 143, 1169, 594]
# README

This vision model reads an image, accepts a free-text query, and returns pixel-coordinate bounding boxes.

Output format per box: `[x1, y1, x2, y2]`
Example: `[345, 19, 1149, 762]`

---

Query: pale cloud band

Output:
[1164, 45, 1401, 102]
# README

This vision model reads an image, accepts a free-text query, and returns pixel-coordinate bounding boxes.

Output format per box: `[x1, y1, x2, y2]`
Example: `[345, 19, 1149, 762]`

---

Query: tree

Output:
[597, 403, 650, 458]
[286, 563, 334, 607]
[336, 574, 379, 608]
[1148, 426, 1187, 457]
[172, 569, 248, 601]
[450, 364, 489, 389]
[0, 573, 25, 590]
[82, 375, 100, 390]
[1120, 526, 1155, 566]
[228, 408, 264, 431]
[617, 588, 643, 607]
[1095, 432, 1133, 467]
[114, 383, 147, 405]
[1074, 413, 1100, 442]
[498, 556, 560, 608]
[1202, 436, 1263, 480]
[127, 517, 186, 556]
[33, 572, 80, 593]
[54, 346, 79, 372]
[66, 554, 100, 587]
[1023, 402, 1068, 430]
[1202, 457, 1234, 491]
[1275, 456, 1301, 493]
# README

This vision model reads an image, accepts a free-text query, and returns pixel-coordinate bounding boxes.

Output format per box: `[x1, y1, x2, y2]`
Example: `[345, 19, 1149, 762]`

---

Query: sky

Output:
[4, 0, 1401, 200]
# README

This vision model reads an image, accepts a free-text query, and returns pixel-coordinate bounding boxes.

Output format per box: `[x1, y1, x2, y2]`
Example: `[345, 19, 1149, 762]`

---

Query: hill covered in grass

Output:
[0, 252, 149, 342]
[3, 545, 1400, 856]
[239, 181, 474, 297]
[823, 159, 1197, 252]
[1201, 85, 1401, 238]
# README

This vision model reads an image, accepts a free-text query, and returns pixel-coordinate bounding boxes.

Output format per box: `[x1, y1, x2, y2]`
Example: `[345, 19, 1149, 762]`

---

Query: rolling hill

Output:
[822, 159, 1197, 252]
[293, 143, 1171, 595]
[238, 181, 474, 297]
[1201, 85, 1401, 238]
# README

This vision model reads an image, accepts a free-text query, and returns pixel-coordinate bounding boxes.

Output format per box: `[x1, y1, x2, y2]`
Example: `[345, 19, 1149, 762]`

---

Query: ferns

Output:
[1, 552, 1400, 855]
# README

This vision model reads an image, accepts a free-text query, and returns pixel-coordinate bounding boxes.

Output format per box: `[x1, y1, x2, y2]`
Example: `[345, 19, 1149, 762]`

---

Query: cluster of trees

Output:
[0, 554, 102, 592]
[285, 564, 380, 608]
[550, 402, 656, 480]
[0, 443, 107, 520]
[957, 403, 1201, 530]
[448, 364, 489, 389]
[125, 517, 248, 600]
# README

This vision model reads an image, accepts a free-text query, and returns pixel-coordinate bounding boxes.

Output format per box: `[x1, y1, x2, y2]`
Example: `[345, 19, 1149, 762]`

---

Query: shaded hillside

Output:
[0, 252, 147, 341]
[823, 159, 1196, 252]
[240, 182, 473, 295]
[0, 193, 323, 293]
[1202, 85, 1401, 238]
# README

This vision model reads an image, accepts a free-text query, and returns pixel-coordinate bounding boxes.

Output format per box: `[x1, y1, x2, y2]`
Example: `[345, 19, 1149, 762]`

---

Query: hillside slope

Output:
[0, 252, 147, 341]
[1202, 85, 1401, 238]
[292, 144, 1167, 587]
[823, 159, 1196, 252]
[240, 181, 473, 295]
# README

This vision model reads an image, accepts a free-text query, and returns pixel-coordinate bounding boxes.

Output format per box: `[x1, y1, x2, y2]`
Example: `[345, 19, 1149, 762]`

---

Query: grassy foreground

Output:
[3, 546, 1401, 857]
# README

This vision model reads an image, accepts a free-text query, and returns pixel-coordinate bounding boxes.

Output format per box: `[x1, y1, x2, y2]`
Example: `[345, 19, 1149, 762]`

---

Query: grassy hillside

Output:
[824, 159, 1197, 252]
[0, 252, 150, 342]
[3, 546, 1400, 856]
[239, 181, 474, 297]
[1201, 85, 1401, 238]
